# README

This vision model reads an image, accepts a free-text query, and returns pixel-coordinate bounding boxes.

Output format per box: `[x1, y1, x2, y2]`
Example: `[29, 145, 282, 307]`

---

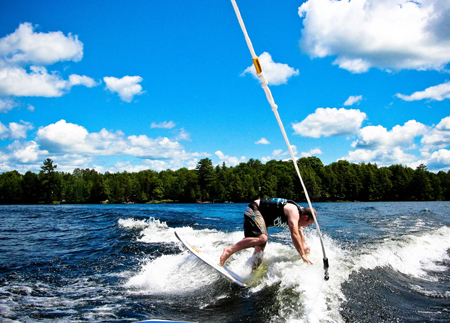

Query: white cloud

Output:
[301, 148, 323, 157]
[352, 120, 427, 149]
[261, 146, 299, 163]
[242, 52, 299, 85]
[111, 161, 151, 173]
[0, 66, 97, 97]
[106, 157, 199, 173]
[343, 147, 418, 166]
[175, 128, 191, 141]
[298, 0, 450, 73]
[10, 140, 40, 163]
[0, 66, 66, 97]
[421, 116, 450, 150]
[292, 107, 367, 138]
[261, 149, 282, 163]
[36, 120, 89, 152]
[0, 98, 18, 113]
[427, 149, 450, 170]
[0, 120, 34, 140]
[215, 150, 246, 166]
[68, 74, 98, 88]
[255, 138, 270, 145]
[151, 121, 176, 129]
[104, 76, 144, 102]
[9, 121, 34, 139]
[0, 22, 83, 67]
[0, 119, 210, 173]
[344, 95, 363, 106]
[35, 119, 208, 162]
[396, 81, 450, 101]
[341, 116, 450, 171]
[0, 23, 97, 101]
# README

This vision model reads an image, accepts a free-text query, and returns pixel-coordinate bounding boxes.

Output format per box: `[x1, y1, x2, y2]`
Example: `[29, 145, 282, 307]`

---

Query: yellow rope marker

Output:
[252, 57, 262, 74]
[230, 0, 329, 281]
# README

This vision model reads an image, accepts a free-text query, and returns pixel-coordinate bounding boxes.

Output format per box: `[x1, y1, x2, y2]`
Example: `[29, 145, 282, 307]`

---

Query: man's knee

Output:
[257, 234, 268, 247]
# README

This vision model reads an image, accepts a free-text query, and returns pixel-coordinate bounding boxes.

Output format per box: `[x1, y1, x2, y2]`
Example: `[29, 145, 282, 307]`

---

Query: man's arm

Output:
[286, 205, 313, 265]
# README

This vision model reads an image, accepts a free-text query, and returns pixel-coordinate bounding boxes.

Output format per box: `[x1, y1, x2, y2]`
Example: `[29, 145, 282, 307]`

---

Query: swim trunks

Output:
[243, 198, 303, 237]
[243, 202, 267, 237]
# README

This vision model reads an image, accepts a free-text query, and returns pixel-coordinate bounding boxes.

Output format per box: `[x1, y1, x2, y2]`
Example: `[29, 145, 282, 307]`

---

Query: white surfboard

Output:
[174, 231, 247, 287]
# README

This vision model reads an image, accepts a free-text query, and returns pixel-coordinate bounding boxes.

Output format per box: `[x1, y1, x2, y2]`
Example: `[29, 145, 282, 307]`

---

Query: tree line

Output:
[0, 157, 449, 204]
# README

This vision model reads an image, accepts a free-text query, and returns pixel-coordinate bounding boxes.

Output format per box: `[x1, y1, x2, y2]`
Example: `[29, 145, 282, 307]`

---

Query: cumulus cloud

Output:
[107, 157, 200, 173]
[341, 116, 450, 171]
[151, 121, 176, 129]
[104, 76, 144, 102]
[352, 120, 427, 149]
[292, 107, 367, 138]
[301, 148, 323, 157]
[421, 116, 450, 150]
[0, 98, 18, 113]
[255, 138, 270, 145]
[298, 0, 450, 73]
[0, 120, 34, 140]
[215, 150, 246, 166]
[0, 119, 210, 173]
[9, 140, 41, 163]
[175, 128, 191, 141]
[242, 52, 299, 85]
[344, 95, 363, 106]
[0, 66, 96, 97]
[396, 81, 450, 101]
[68, 74, 98, 88]
[35, 119, 207, 162]
[427, 149, 450, 170]
[0, 23, 97, 99]
[261, 149, 283, 163]
[0, 22, 83, 67]
[261, 146, 299, 163]
[343, 147, 418, 166]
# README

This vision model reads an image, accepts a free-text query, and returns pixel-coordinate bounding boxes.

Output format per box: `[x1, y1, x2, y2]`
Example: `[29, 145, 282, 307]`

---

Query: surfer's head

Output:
[300, 207, 317, 226]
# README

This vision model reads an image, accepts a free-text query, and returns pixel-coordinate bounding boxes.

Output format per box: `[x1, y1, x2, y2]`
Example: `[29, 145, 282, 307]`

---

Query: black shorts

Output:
[243, 202, 268, 237]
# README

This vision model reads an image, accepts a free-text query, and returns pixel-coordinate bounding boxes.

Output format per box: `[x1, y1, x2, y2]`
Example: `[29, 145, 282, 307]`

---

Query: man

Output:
[220, 197, 317, 269]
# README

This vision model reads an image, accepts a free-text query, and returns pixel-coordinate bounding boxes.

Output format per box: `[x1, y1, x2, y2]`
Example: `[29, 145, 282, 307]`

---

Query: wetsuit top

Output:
[259, 198, 303, 228]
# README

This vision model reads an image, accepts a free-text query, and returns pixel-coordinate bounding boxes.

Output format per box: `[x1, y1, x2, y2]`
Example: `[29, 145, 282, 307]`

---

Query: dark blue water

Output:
[0, 202, 449, 322]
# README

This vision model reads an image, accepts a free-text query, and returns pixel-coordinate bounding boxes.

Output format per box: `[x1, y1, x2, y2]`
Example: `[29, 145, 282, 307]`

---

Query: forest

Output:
[0, 157, 449, 204]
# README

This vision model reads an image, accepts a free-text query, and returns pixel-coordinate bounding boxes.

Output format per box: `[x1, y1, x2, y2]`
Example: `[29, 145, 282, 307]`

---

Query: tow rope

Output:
[230, 0, 329, 281]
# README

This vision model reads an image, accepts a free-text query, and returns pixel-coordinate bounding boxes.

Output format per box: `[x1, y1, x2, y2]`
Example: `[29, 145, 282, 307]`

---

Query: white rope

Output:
[230, 0, 329, 280]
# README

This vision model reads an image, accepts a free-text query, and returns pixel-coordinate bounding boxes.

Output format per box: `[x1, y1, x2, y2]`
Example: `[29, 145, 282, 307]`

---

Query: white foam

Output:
[252, 231, 348, 323]
[123, 218, 450, 323]
[124, 224, 253, 294]
[355, 226, 450, 280]
[125, 222, 348, 322]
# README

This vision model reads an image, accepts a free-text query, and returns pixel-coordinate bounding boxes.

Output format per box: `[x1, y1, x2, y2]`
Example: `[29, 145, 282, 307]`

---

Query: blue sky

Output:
[1, 0, 449, 174]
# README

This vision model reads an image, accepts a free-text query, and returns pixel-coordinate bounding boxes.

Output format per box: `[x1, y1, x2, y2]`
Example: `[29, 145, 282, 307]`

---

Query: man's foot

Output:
[220, 247, 233, 266]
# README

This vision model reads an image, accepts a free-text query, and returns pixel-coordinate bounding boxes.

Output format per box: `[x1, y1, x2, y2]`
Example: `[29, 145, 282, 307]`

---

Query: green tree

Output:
[388, 164, 414, 200]
[196, 158, 215, 201]
[437, 171, 450, 200]
[0, 171, 23, 204]
[21, 171, 41, 204]
[40, 158, 60, 203]
[411, 164, 433, 200]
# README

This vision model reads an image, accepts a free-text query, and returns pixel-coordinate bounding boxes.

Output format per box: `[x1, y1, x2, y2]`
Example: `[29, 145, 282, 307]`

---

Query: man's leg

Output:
[220, 234, 267, 266]
[251, 242, 267, 270]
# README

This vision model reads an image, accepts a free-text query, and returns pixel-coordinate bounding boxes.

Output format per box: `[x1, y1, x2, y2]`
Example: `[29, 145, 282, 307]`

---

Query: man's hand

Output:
[302, 254, 313, 265]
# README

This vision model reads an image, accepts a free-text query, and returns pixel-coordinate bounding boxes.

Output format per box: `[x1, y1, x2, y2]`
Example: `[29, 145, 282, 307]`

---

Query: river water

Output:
[1, 202, 449, 322]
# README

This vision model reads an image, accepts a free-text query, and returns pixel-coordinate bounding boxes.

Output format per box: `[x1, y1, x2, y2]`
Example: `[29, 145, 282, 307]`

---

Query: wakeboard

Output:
[174, 231, 247, 287]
